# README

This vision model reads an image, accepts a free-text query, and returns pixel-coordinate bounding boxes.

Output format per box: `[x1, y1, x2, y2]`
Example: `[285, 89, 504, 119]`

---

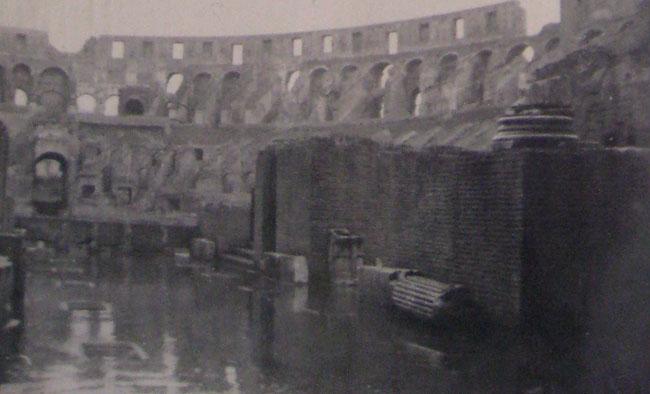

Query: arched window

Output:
[104, 96, 119, 116]
[379, 64, 393, 89]
[14, 89, 28, 107]
[38, 67, 71, 112]
[404, 59, 422, 115]
[124, 98, 145, 115]
[410, 89, 423, 117]
[506, 45, 535, 64]
[287, 71, 301, 92]
[76, 94, 97, 113]
[438, 54, 459, 84]
[166, 73, 184, 95]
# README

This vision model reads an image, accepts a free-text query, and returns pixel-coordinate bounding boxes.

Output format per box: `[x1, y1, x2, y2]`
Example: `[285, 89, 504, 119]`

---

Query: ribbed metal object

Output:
[389, 273, 467, 321]
[492, 102, 578, 151]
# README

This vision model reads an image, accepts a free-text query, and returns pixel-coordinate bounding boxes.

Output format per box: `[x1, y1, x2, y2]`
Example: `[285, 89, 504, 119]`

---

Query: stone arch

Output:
[545, 37, 560, 52]
[505, 44, 535, 64]
[437, 53, 459, 84]
[189, 73, 212, 123]
[12, 64, 32, 103]
[217, 71, 243, 125]
[581, 29, 603, 46]
[286, 70, 301, 93]
[308, 67, 332, 121]
[37, 67, 71, 113]
[104, 95, 119, 116]
[368, 62, 393, 90]
[124, 98, 145, 115]
[33, 152, 68, 215]
[166, 73, 185, 95]
[404, 59, 423, 115]
[466, 50, 493, 104]
[366, 62, 393, 119]
[76, 94, 97, 113]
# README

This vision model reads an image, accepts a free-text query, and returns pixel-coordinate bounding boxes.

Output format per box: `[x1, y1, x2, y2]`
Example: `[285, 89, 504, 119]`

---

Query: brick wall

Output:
[258, 137, 650, 326]
[263, 137, 525, 322]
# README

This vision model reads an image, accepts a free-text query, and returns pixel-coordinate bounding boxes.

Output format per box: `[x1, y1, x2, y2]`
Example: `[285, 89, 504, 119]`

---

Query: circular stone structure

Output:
[492, 102, 578, 151]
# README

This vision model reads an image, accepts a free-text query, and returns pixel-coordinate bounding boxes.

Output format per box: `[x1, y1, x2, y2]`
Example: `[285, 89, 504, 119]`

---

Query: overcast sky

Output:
[0, 0, 560, 52]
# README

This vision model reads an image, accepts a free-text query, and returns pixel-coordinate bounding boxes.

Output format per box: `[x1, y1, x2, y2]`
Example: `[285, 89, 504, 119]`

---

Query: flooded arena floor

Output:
[1, 255, 585, 393]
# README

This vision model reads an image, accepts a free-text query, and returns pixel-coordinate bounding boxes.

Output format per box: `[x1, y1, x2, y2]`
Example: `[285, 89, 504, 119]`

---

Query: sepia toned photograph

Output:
[0, 0, 649, 392]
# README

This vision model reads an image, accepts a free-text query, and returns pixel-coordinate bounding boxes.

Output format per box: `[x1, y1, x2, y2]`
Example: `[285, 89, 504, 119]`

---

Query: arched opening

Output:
[32, 152, 68, 215]
[467, 50, 492, 104]
[124, 98, 145, 115]
[104, 95, 119, 116]
[76, 94, 97, 114]
[409, 88, 423, 117]
[545, 37, 560, 52]
[581, 30, 603, 46]
[190, 73, 212, 124]
[38, 67, 71, 114]
[505, 44, 535, 64]
[218, 71, 243, 124]
[286, 70, 301, 92]
[308, 67, 332, 121]
[166, 73, 184, 95]
[367, 63, 393, 119]
[12, 64, 32, 96]
[14, 89, 28, 107]
[404, 59, 422, 115]
[437, 54, 459, 84]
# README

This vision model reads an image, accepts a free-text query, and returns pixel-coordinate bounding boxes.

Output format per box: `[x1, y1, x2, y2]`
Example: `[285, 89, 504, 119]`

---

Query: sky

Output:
[0, 0, 560, 52]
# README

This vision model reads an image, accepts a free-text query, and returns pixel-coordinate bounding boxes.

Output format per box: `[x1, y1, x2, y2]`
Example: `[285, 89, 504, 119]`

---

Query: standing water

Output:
[1, 254, 585, 393]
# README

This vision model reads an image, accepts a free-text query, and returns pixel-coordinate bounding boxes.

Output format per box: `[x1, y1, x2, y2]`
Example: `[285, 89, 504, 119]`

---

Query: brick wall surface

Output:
[258, 138, 650, 326]
[265, 137, 525, 322]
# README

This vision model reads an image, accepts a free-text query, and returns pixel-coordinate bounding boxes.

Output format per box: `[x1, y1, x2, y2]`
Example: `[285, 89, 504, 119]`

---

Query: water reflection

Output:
[1, 254, 598, 393]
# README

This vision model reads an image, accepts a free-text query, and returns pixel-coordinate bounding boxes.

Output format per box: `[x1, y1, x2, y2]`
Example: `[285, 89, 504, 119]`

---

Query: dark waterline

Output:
[1, 254, 585, 393]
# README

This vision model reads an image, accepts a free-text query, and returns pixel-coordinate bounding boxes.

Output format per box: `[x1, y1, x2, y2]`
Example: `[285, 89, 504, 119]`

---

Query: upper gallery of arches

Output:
[0, 2, 525, 68]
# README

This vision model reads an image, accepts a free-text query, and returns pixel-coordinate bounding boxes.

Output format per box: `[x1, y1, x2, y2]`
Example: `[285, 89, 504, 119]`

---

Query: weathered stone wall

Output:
[259, 137, 650, 327]
[261, 137, 525, 322]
